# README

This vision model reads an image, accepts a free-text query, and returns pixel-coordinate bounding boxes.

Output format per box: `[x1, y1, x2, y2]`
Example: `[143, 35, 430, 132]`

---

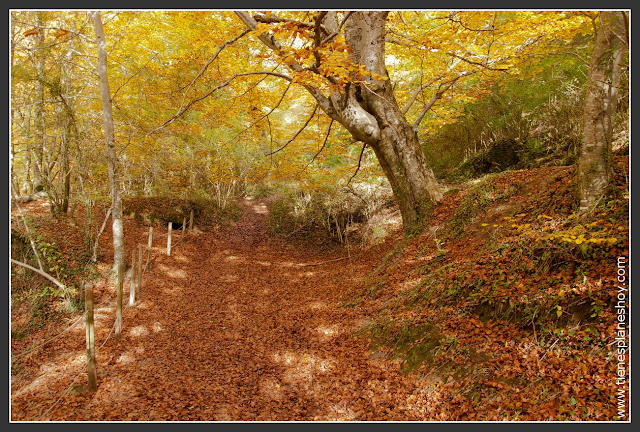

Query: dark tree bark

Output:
[237, 11, 442, 232]
[578, 11, 628, 212]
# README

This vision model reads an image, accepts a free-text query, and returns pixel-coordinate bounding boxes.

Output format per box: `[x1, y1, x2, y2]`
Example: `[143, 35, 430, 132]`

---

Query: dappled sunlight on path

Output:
[11, 198, 427, 421]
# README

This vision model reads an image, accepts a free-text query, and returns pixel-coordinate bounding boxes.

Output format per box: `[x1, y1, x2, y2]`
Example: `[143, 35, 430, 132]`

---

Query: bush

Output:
[266, 182, 395, 245]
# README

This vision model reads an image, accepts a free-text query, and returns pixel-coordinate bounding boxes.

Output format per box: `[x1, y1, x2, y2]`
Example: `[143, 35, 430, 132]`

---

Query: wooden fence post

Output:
[85, 282, 97, 392]
[129, 248, 136, 307]
[137, 243, 144, 295]
[182, 217, 186, 238]
[167, 222, 172, 256]
[189, 209, 194, 231]
[146, 226, 153, 271]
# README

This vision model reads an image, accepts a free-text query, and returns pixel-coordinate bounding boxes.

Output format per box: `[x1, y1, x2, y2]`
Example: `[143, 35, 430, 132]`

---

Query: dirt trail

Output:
[11, 198, 424, 421]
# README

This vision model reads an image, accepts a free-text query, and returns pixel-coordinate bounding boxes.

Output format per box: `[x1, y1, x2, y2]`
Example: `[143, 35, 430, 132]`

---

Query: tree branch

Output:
[11, 258, 66, 290]
[265, 104, 318, 156]
[91, 206, 112, 262]
[235, 11, 337, 121]
[223, 80, 292, 146]
[412, 75, 466, 129]
[146, 71, 292, 137]
[176, 29, 250, 110]
[320, 11, 353, 45]
[446, 52, 509, 72]
[347, 142, 367, 185]
[299, 118, 334, 172]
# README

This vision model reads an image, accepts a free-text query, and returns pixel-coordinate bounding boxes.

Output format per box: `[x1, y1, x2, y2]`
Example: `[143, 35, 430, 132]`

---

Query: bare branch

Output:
[446, 52, 509, 72]
[176, 29, 250, 110]
[320, 11, 353, 45]
[347, 142, 367, 186]
[265, 104, 318, 156]
[447, 12, 496, 32]
[11, 259, 66, 290]
[412, 74, 470, 129]
[223, 80, 293, 146]
[404, 70, 475, 119]
[146, 71, 292, 137]
[91, 206, 112, 262]
[111, 52, 158, 102]
[299, 118, 334, 172]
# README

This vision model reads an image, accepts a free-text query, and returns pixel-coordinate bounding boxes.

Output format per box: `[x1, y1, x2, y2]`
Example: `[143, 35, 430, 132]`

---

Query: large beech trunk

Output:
[578, 12, 627, 212]
[238, 11, 443, 232]
[334, 12, 442, 230]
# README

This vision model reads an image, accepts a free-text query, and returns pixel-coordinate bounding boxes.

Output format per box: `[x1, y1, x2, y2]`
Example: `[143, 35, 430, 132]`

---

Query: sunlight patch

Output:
[272, 351, 336, 379]
[259, 377, 284, 400]
[316, 325, 339, 338]
[252, 203, 269, 215]
[129, 325, 149, 337]
[398, 277, 424, 292]
[308, 301, 327, 310]
[166, 268, 187, 279]
[117, 352, 134, 365]
[326, 402, 357, 421]
[220, 274, 239, 283]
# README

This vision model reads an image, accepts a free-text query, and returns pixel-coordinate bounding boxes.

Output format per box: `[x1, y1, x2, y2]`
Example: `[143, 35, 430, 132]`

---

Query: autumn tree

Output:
[89, 10, 126, 339]
[577, 11, 628, 212]
[222, 11, 589, 232]
[232, 11, 443, 232]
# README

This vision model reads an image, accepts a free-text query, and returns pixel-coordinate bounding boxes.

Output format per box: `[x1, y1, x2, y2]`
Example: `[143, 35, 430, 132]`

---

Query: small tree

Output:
[89, 10, 125, 339]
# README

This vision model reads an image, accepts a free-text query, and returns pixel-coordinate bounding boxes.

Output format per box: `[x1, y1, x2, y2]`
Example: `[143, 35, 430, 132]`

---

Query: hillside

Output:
[10, 157, 629, 421]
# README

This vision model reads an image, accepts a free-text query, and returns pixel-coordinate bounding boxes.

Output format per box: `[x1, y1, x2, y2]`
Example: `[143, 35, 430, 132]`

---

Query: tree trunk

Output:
[578, 11, 628, 212]
[32, 11, 46, 192]
[331, 12, 442, 231]
[89, 10, 125, 339]
[237, 11, 443, 233]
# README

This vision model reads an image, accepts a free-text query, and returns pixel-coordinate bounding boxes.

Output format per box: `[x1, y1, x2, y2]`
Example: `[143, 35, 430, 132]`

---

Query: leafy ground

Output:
[10, 158, 629, 421]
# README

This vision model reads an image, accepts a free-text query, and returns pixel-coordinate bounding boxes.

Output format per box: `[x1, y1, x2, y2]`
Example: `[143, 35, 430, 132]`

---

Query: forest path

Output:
[12, 198, 424, 421]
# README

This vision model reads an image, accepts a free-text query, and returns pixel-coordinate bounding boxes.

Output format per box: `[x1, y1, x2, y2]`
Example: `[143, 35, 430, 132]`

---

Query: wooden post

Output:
[145, 226, 153, 271]
[129, 248, 136, 307]
[182, 216, 186, 238]
[85, 283, 97, 392]
[189, 209, 194, 231]
[167, 222, 172, 256]
[137, 243, 144, 295]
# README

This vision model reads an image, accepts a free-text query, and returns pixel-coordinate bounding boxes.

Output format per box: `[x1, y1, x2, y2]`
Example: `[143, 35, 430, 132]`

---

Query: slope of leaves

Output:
[354, 156, 629, 420]
[10, 159, 628, 421]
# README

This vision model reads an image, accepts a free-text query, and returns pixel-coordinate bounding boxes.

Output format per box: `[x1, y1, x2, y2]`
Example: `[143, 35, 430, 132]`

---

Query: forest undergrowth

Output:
[10, 157, 629, 421]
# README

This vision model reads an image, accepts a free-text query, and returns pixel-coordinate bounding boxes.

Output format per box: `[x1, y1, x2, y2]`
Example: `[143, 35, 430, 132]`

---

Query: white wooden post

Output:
[167, 222, 172, 256]
[129, 248, 136, 306]
[137, 243, 144, 295]
[146, 226, 153, 271]
[115, 264, 123, 340]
